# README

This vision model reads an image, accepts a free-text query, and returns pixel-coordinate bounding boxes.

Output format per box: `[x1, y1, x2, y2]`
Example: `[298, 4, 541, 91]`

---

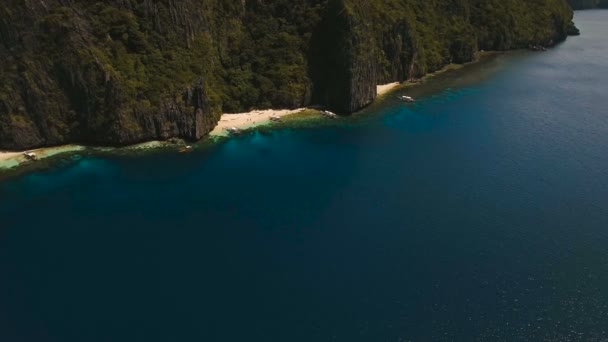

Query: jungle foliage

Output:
[0, 0, 576, 149]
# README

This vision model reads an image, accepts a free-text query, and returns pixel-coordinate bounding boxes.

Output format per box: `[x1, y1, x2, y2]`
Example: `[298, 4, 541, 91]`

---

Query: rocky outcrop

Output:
[0, 1, 222, 149]
[310, 0, 377, 113]
[312, 0, 575, 113]
[105, 78, 220, 146]
[0, 0, 578, 149]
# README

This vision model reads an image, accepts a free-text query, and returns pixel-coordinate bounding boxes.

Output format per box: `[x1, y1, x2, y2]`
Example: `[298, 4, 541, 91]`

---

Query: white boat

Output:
[269, 115, 282, 122]
[225, 127, 243, 135]
[399, 95, 415, 102]
[23, 151, 37, 160]
[322, 110, 338, 118]
[179, 146, 193, 153]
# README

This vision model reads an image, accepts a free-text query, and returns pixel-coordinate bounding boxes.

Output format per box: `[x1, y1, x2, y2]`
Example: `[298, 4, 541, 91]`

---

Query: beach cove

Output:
[0, 58, 475, 174]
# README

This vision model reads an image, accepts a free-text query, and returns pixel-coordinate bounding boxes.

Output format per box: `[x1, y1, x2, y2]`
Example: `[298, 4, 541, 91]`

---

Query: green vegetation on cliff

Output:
[0, 0, 577, 149]
[312, 0, 575, 112]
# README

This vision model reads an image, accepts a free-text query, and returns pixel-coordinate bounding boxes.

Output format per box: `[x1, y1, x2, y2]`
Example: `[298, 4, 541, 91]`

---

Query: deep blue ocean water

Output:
[1, 11, 608, 342]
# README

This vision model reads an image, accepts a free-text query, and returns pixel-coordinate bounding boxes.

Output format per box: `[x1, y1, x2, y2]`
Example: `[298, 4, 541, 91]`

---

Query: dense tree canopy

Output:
[0, 0, 576, 149]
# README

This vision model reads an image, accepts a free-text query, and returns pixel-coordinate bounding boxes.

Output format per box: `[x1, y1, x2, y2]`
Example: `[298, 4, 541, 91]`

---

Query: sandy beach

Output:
[209, 108, 306, 137]
[0, 108, 309, 170]
[210, 83, 401, 137]
[1, 82, 410, 170]
[0, 145, 85, 170]
[377, 82, 401, 96]
[0, 151, 21, 162]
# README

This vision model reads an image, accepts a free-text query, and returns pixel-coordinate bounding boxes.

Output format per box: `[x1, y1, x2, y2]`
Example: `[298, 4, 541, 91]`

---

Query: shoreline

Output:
[0, 52, 501, 172]
[209, 108, 307, 137]
[0, 141, 180, 170]
[377, 82, 400, 96]
[0, 108, 318, 170]
[0, 145, 86, 170]
[0, 74, 464, 171]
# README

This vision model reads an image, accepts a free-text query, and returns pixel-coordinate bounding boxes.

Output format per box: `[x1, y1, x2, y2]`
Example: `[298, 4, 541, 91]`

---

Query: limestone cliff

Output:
[0, 0, 577, 149]
[312, 0, 576, 112]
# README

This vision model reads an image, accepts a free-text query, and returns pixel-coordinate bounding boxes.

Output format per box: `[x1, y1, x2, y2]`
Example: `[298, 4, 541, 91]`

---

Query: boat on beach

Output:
[23, 152, 37, 161]
[225, 127, 243, 135]
[322, 110, 338, 119]
[269, 115, 282, 122]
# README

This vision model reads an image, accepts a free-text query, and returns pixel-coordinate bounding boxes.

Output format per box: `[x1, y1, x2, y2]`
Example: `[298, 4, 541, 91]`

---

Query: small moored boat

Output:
[179, 146, 193, 153]
[399, 95, 415, 102]
[225, 127, 243, 135]
[322, 110, 338, 119]
[23, 151, 37, 160]
[269, 115, 282, 122]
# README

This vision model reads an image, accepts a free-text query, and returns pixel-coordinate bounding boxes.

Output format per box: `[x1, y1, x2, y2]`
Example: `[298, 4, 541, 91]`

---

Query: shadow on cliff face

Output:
[308, 0, 355, 114]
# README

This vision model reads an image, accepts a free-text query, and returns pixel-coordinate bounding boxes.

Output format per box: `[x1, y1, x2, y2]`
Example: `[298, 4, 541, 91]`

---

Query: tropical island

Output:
[0, 0, 581, 152]
[2, 3, 608, 340]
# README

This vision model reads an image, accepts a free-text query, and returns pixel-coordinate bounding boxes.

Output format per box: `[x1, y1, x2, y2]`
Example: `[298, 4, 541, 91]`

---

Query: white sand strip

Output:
[0, 145, 85, 170]
[377, 82, 400, 96]
[209, 108, 306, 137]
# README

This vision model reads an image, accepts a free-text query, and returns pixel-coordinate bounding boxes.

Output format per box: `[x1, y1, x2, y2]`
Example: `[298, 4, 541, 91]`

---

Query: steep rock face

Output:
[309, 0, 377, 113]
[312, 0, 575, 113]
[0, 0, 577, 149]
[0, 0, 328, 149]
[0, 1, 225, 149]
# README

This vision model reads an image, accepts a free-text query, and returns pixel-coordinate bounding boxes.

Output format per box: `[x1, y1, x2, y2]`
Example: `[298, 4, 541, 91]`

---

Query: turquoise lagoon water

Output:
[1, 11, 608, 342]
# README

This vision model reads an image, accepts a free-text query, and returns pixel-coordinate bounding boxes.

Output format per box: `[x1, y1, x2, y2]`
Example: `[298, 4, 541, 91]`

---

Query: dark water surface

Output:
[2, 11, 608, 342]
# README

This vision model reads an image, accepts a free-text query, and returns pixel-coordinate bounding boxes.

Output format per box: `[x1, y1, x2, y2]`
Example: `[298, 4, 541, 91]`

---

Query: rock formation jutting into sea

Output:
[0, 0, 579, 150]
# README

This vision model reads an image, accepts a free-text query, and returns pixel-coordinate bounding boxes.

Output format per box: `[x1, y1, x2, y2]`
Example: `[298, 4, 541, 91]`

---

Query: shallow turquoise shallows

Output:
[2, 11, 608, 342]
